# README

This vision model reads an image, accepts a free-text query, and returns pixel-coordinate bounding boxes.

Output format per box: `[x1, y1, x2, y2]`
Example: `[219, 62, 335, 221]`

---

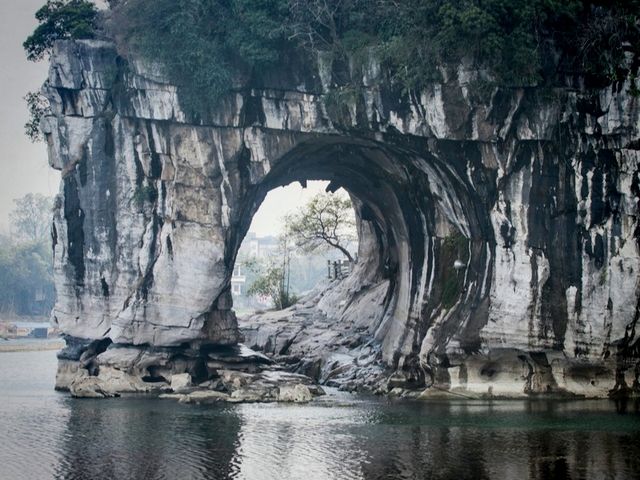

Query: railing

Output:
[327, 259, 352, 280]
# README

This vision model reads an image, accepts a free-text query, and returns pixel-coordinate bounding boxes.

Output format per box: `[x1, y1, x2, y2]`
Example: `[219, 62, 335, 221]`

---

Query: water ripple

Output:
[2, 351, 640, 480]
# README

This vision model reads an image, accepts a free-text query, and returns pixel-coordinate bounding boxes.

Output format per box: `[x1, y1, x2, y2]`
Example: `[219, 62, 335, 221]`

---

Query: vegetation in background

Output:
[242, 190, 356, 311]
[0, 239, 55, 316]
[285, 191, 356, 263]
[23, 0, 97, 62]
[238, 247, 336, 307]
[247, 265, 299, 310]
[0, 195, 55, 316]
[247, 236, 298, 310]
[10, 194, 54, 244]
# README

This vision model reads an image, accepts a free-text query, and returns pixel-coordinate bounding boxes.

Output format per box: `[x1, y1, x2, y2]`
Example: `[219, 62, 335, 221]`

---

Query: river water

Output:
[1, 350, 639, 480]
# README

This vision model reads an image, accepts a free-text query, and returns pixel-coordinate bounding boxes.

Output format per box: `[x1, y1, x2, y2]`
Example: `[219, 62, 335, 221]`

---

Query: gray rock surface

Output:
[69, 374, 119, 398]
[158, 368, 322, 404]
[276, 384, 314, 403]
[42, 38, 640, 399]
[169, 373, 192, 391]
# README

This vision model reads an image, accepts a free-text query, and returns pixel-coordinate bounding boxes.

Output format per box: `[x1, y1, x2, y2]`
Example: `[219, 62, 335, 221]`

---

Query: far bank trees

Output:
[0, 194, 55, 316]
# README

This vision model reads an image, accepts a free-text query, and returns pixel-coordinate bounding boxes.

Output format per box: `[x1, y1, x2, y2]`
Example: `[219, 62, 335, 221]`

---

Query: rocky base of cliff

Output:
[55, 338, 324, 403]
[55, 338, 640, 401]
[240, 283, 640, 400]
[55, 276, 640, 401]
[240, 292, 388, 394]
[426, 349, 640, 400]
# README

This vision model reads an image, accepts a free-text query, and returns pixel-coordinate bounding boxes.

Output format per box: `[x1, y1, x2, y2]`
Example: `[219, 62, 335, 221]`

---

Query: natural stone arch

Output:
[227, 134, 495, 372]
[45, 40, 640, 397]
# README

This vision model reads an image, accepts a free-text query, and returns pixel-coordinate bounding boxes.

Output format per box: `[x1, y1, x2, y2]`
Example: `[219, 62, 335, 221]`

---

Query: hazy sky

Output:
[250, 181, 331, 236]
[0, 1, 328, 237]
[0, 0, 60, 233]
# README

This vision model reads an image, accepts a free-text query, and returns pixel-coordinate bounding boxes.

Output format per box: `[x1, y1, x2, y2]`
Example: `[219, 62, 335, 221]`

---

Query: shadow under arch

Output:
[223, 134, 496, 380]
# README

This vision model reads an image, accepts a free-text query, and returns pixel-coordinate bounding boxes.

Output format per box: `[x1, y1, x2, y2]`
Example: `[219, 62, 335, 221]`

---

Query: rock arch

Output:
[229, 135, 494, 369]
[45, 40, 640, 397]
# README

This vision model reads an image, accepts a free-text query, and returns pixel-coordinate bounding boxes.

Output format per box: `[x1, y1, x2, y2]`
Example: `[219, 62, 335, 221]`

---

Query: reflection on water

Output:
[1, 351, 640, 480]
[56, 397, 242, 480]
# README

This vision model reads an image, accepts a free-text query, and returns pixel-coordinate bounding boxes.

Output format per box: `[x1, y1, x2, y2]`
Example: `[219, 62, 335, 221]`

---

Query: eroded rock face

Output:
[43, 39, 640, 398]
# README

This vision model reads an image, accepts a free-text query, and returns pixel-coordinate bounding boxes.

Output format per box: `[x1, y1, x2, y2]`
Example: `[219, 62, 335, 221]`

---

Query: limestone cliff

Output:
[43, 38, 640, 398]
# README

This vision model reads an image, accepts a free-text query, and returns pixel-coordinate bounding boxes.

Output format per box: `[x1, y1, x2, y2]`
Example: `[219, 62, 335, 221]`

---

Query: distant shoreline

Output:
[0, 340, 63, 353]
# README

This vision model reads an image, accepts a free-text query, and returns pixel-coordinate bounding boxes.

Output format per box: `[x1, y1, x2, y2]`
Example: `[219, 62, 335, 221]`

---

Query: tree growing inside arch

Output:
[284, 191, 357, 263]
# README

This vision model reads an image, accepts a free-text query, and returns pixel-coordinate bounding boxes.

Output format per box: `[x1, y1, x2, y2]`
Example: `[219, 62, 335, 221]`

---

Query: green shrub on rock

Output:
[25, 0, 640, 116]
[111, 0, 289, 117]
[23, 0, 98, 62]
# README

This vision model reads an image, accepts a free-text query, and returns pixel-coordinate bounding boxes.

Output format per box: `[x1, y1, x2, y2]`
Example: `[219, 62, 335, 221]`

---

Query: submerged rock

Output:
[176, 391, 230, 404]
[276, 384, 313, 403]
[170, 373, 192, 392]
[69, 376, 119, 399]
[158, 374, 321, 405]
[60, 340, 325, 403]
[55, 359, 84, 391]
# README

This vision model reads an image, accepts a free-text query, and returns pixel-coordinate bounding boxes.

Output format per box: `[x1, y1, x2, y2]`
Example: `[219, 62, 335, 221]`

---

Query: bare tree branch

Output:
[285, 191, 356, 263]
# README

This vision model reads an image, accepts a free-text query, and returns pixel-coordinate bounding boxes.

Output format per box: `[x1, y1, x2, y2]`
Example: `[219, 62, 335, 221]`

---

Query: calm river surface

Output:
[1, 350, 640, 480]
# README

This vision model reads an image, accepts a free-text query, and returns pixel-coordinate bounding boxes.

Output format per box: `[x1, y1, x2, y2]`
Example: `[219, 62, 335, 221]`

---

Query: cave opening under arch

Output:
[231, 180, 357, 311]
[208, 135, 494, 385]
